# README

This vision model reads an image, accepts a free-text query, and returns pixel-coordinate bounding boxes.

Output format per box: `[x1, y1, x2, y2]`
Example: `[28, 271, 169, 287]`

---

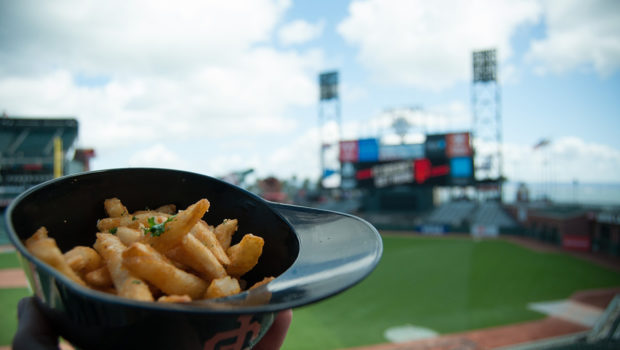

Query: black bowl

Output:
[5, 168, 382, 350]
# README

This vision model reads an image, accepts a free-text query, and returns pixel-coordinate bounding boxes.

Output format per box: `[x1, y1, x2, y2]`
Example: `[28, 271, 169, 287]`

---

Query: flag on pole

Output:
[533, 138, 550, 150]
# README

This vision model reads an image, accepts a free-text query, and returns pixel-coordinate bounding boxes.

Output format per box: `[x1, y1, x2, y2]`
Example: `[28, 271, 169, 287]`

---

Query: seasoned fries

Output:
[94, 233, 154, 301]
[122, 242, 208, 299]
[26, 227, 86, 287]
[115, 226, 142, 246]
[104, 197, 129, 218]
[23, 197, 273, 303]
[84, 266, 113, 289]
[64, 246, 103, 274]
[226, 234, 264, 277]
[192, 221, 231, 266]
[214, 219, 238, 251]
[144, 199, 210, 253]
[179, 234, 227, 281]
[205, 276, 241, 299]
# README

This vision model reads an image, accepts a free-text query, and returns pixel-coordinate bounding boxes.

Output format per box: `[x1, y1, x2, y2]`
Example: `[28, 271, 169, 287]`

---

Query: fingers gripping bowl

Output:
[6, 168, 383, 350]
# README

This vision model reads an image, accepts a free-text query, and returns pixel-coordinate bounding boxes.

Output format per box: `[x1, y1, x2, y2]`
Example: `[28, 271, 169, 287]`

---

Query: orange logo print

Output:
[203, 316, 262, 350]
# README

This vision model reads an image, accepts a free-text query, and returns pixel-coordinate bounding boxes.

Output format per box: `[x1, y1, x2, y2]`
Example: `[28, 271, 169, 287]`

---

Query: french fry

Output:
[144, 199, 210, 253]
[178, 234, 227, 281]
[244, 277, 274, 306]
[122, 242, 208, 300]
[154, 204, 176, 215]
[25, 227, 86, 287]
[157, 294, 191, 303]
[94, 233, 153, 301]
[214, 219, 237, 251]
[64, 246, 103, 274]
[115, 226, 142, 246]
[161, 246, 192, 270]
[205, 276, 241, 299]
[97, 212, 167, 232]
[26, 226, 48, 242]
[84, 265, 113, 289]
[192, 221, 230, 266]
[226, 234, 264, 277]
[104, 197, 129, 217]
[97, 216, 135, 232]
[249, 276, 275, 290]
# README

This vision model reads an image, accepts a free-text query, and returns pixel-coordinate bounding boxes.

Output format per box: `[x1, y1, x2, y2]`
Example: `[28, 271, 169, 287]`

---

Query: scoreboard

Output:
[340, 133, 474, 189]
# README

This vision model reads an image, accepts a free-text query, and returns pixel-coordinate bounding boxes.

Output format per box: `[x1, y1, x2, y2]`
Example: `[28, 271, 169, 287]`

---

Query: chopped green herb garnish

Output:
[143, 215, 176, 237]
[132, 280, 142, 284]
[109, 227, 118, 234]
[132, 216, 137, 221]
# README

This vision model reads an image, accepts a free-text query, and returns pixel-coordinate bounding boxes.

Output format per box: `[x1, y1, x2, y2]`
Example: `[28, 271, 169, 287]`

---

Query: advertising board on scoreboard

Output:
[339, 132, 474, 189]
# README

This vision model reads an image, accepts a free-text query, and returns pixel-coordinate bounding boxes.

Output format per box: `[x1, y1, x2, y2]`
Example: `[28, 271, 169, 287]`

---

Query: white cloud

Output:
[0, 0, 325, 180]
[340, 82, 368, 105]
[337, 0, 541, 90]
[0, 0, 291, 76]
[503, 137, 620, 183]
[278, 19, 325, 45]
[264, 127, 321, 179]
[526, 0, 620, 77]
[127, 144, 189, 170]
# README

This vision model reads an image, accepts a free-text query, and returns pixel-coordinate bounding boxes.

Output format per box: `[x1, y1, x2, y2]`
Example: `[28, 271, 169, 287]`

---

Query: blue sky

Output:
[1, 0, 619, 186]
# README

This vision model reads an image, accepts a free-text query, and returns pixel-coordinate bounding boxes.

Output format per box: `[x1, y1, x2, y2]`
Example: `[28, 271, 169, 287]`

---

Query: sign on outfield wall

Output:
[562, 235, 591, 252]
[471, 224, 499, 237]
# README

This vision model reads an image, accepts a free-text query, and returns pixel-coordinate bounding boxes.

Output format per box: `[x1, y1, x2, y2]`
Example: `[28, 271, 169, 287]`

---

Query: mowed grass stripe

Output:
[0, 288, 30, 346]
[0, 251, 28, 346]
[0, 251, 21, 269]
[281, 235, 620, 350]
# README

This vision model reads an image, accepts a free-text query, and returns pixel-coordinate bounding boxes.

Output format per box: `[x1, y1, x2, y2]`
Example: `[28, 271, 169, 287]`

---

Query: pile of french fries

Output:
[24, 197, 274, 303]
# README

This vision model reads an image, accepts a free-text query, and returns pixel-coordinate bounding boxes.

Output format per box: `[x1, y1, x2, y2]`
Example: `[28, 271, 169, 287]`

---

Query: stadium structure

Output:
[316, 48, 620, 257]
[316, 49, 516, 236]
[0, 115, 94, 243]
[334, 130, 519, 234]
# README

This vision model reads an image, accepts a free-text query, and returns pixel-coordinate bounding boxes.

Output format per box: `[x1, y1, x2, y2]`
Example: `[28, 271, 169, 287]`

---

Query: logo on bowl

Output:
[203, 315, 261, 350]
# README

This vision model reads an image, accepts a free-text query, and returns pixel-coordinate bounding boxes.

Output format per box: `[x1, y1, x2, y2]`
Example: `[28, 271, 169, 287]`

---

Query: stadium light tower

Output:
[318, 71, 341, 189]
[472, 49, 503, 200]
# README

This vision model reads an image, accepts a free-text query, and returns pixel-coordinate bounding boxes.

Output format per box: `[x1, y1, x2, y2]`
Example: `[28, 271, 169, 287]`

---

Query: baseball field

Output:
[280, 235, 620, 349]
[1, 234, 619, 349]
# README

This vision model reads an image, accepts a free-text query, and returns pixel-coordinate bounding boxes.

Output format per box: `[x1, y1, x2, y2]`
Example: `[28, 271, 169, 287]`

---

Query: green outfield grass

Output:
[0, 251, 29, 346]
[0, 288, 30, 345]
[0, 250, 21, 269]
[281, 235, 620, 350]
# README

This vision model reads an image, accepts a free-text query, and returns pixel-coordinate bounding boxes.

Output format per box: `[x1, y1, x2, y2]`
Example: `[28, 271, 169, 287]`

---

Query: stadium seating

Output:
[425, 200, 518, 229]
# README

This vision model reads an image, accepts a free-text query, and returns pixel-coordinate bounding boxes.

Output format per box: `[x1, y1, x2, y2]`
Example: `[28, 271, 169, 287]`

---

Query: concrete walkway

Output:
[528, 300, 603, 328]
